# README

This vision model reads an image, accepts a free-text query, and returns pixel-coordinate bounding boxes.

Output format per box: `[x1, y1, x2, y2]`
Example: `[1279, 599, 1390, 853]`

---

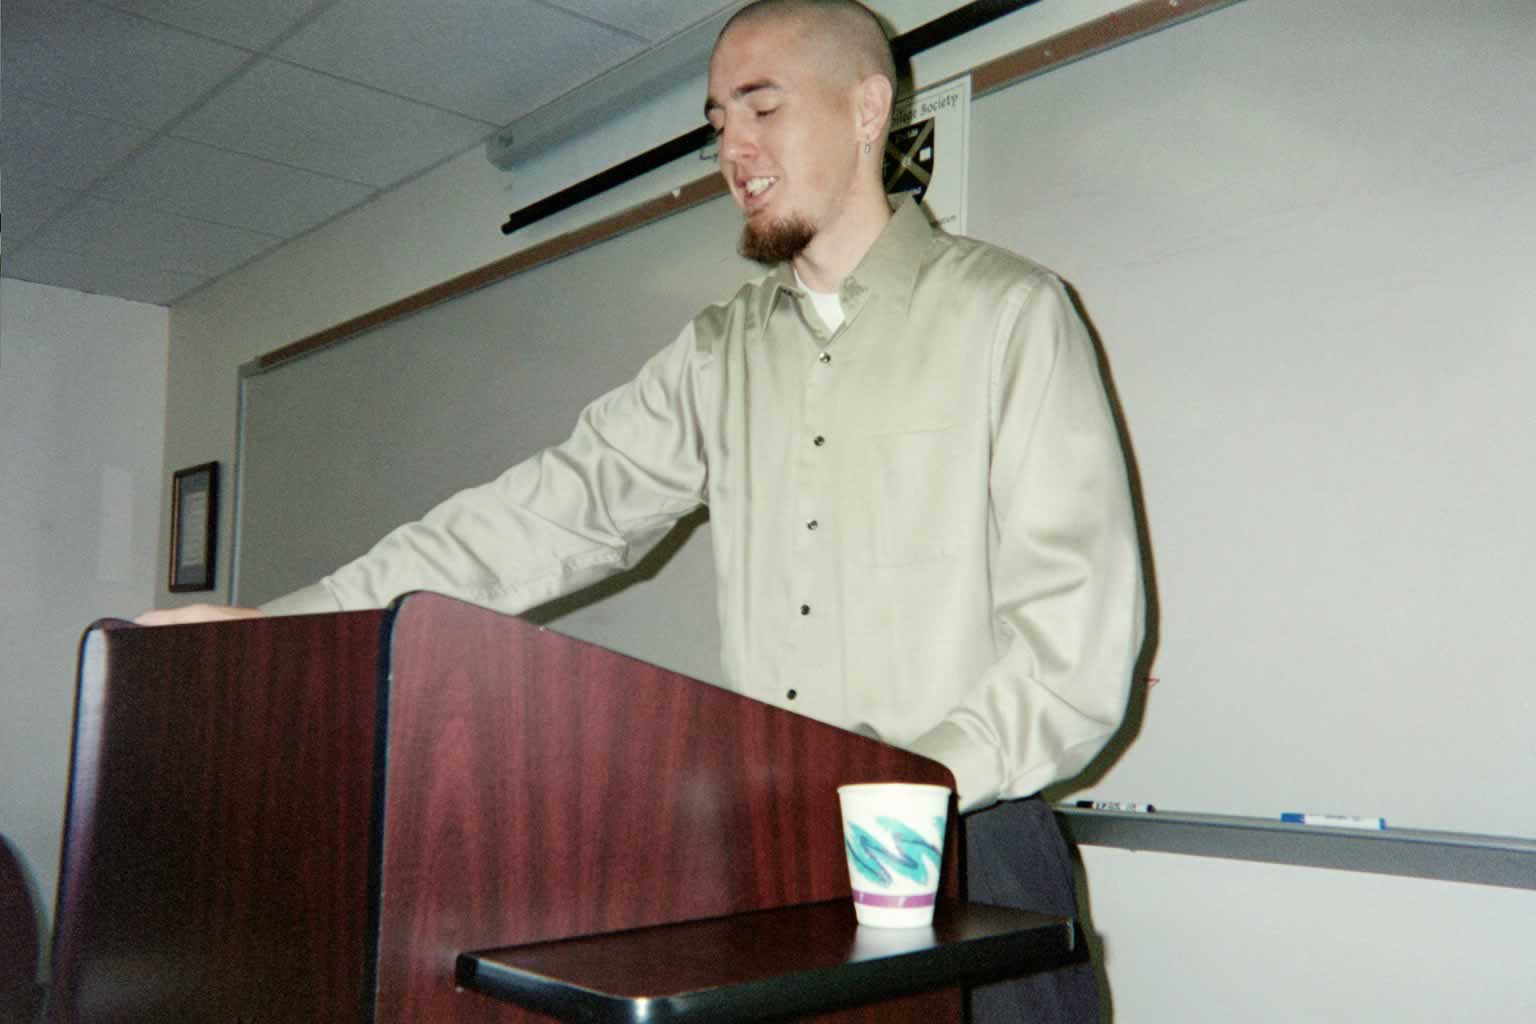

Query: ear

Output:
[855, 72, 894, 147]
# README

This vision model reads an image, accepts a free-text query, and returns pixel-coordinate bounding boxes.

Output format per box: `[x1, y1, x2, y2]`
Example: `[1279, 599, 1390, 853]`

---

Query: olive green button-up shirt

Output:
[262, 199, 1145, 812]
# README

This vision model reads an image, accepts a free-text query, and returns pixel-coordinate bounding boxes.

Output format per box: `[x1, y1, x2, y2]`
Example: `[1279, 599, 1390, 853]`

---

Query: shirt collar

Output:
[843, 195, 932, 316]
[766, 196, 934, 316]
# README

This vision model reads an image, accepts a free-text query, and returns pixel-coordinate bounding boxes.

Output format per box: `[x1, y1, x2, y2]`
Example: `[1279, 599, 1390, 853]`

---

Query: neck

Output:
[791, 187, 892, 292]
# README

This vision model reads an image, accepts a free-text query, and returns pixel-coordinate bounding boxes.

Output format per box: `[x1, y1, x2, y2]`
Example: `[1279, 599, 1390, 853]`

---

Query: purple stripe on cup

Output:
[852, 890, 937, 909]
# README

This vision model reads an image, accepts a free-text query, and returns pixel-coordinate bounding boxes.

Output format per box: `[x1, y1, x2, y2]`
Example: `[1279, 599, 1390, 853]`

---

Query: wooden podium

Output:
[49, 593, 1043, 1022]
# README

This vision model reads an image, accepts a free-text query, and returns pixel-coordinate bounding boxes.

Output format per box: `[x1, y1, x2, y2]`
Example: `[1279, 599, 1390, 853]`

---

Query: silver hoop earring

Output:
[863, 141, 872, 155]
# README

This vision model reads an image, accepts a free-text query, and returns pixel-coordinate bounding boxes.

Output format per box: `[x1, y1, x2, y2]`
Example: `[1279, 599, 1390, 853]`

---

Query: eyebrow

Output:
[703, 80, 782, 120]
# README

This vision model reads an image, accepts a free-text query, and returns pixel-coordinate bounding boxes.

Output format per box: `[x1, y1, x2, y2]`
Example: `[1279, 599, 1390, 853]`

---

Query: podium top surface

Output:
[456, 899, 1075, 1023]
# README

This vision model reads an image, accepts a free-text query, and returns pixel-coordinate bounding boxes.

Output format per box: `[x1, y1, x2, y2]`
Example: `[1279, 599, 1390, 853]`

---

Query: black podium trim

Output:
[457, 900, 1075, 1023]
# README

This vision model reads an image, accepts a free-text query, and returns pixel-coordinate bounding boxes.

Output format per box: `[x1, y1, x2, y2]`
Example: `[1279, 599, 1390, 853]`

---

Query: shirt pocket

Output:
[864, 425, 965, 567]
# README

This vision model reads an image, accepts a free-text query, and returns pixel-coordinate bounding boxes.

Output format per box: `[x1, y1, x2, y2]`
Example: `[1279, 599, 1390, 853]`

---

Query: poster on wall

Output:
[884, 75, 971, 234]
[169, 461, 219, 592]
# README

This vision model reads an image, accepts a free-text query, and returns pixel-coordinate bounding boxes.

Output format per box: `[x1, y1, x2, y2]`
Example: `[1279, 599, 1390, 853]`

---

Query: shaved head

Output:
[707, 0, 900, 283]
[717, 0, 897, 116]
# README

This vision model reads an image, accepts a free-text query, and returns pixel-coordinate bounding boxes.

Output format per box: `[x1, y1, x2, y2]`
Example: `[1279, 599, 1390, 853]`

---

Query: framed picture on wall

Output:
[168, 461, 219, 592]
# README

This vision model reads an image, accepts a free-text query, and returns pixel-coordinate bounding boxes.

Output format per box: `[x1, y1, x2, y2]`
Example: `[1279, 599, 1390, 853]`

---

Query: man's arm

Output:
[136, 605, 265, 626]
[910, 273, 1145, 812]
[139, 325, 709, 624]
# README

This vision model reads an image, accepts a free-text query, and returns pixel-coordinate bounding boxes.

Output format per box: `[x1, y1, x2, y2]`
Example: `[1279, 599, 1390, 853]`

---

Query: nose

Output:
[718, 116, 756, 166]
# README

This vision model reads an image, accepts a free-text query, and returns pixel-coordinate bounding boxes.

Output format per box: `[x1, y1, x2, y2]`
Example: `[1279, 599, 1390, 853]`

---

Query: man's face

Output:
[705, 15, 862, 263]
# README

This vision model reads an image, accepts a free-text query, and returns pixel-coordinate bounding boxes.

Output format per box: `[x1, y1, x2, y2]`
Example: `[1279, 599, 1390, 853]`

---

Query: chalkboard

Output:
[237, 0, 1536, 841]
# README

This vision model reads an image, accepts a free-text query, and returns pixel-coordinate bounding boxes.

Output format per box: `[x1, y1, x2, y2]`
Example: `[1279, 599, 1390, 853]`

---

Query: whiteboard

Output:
[237, 0, 1536, 840]
[975, 0, 1536, 837]
[237, 195, 753, 685]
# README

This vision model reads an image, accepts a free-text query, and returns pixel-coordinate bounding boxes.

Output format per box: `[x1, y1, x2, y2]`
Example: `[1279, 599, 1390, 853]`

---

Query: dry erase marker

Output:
[1280, 812, 1385, 830]
[1076, 800, 1156, 813]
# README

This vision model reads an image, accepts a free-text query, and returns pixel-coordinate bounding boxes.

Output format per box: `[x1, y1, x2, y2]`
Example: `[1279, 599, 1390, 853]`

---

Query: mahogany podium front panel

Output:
[50, 594, 959, 1022]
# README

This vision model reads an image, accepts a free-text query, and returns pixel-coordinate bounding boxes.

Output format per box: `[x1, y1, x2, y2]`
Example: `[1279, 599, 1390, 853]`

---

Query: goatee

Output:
[739, 215, 816, 265]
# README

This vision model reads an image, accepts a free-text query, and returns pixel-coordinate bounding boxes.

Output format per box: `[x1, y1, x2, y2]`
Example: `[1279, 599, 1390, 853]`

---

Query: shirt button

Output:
[786, 689, 798, 701]
[813, 435, 825, 447]
[800, 604, 811, 615]
[806, 519, 819, 530]
[818, 352, 832, 364]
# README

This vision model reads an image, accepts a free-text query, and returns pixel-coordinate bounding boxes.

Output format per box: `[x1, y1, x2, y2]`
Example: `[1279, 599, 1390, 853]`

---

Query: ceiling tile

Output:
[92, 138, 376, 237]
[30, 196, 279, 278]
[93, 0, 328, 51]
[3, 0, 250, 130]
[545, 0, 740, 44]
[1, 178, 84, 247]
[0, 245, 208, 306]
[2, 98, 154, 192]
[277, 0, 646, 123]
[177, 60, 493, 188]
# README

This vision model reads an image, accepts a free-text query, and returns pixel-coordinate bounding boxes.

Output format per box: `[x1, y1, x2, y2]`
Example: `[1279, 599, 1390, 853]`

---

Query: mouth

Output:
[738, 175, 778, 207]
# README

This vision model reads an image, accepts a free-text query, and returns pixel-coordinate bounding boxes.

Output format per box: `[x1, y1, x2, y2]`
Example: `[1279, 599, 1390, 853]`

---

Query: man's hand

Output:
[135, 604, 266, 626]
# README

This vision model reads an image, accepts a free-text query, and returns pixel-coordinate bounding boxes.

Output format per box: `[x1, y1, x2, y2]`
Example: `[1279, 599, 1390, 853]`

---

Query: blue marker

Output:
[1280, 812, 1386, 830]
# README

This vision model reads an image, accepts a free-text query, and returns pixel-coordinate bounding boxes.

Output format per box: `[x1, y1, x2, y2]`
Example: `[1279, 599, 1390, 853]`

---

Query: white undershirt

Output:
[795, 268, 845, 334]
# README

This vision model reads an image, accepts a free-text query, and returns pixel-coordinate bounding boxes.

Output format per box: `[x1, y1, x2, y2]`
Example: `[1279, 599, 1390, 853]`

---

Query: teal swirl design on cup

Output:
[844, 815, 943, 887]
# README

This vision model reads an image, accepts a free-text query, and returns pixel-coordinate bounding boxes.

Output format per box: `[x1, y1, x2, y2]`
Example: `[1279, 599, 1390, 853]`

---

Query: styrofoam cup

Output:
[837, 782, 951, 927]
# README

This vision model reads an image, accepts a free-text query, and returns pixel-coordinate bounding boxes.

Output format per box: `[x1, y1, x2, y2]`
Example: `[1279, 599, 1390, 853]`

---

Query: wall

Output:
[1080, 846, 1536, 1021]
[0, 279, 169, 934]
[149, 1, 1533, 1020]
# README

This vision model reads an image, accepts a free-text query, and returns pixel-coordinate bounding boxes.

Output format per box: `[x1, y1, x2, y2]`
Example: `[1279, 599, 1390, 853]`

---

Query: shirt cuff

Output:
[257, 581, 342, 617]
[908, 720, 1003, 815]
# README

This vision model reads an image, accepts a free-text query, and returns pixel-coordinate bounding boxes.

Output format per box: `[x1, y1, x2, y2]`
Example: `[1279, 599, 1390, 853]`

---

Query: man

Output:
[143, 2, 1144, 1018]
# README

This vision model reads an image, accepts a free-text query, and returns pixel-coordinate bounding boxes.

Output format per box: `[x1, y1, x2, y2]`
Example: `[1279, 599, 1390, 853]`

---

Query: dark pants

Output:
[964, 796, 1100, 1023]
